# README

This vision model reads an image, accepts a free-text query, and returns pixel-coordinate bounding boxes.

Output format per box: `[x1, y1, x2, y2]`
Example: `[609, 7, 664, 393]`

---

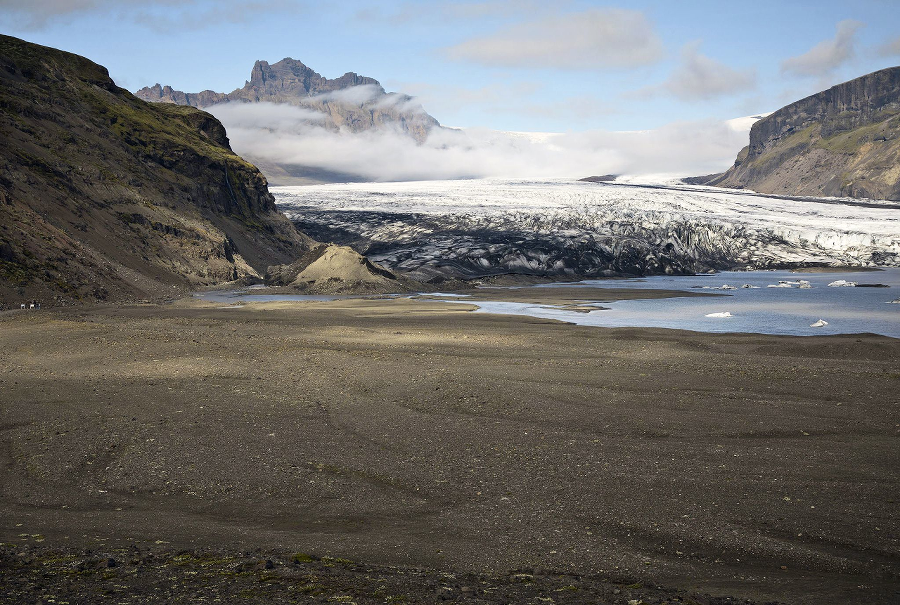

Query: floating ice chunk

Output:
[419, 292, 472, 297]
[718, 284, 737, 290]
[889, 298, 900, 304]
[810, 319, 828, 327]
[705, 311, 733, 318]
[767, 283, 793, 288]
[828, 280, 857, 287]
[740, 284, 760, 289]
[798, 280, 812, 289]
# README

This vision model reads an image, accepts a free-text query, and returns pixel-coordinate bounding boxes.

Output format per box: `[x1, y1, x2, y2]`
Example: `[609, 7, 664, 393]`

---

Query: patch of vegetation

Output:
[322, 556, 353, 566]
[294, 582, 326, 594]
[816, 114, 900, 154]
[170, 553, 236, 567]
[749, 125, 817, 168]
[0, 259, 30, 286]
[290, 552, 316, 564]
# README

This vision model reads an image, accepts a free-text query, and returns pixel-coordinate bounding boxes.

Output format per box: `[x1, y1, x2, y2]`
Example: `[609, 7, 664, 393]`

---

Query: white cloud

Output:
[382, 81, 551, 127]
[211, 102, 751, 182]
[0, 0, 304, 30]
[877, 35, 900, 57]
[781, 20, 864, 77]
[354, 1, 556, 26]
[445, 8, 663, 70]
[206, 102, 326, 132]
[373, 93, 430, 115]
[441, 0, 550, 20]
[515, 96, 616, 121]
[662, 42, 756, 101]
[309, 84, 384, 107]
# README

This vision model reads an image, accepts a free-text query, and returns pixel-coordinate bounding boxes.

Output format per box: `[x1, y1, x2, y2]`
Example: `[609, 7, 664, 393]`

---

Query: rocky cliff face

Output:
[708, 67, 900, 200]
[0, 35, 314, 307]
[136, 57, 439, 144]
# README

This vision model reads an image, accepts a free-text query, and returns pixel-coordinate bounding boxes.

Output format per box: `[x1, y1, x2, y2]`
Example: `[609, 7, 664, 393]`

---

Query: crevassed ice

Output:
[273, 179, 900, 270]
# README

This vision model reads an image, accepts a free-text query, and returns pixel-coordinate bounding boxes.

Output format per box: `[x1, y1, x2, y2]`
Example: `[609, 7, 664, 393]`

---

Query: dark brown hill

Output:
[703, 67, 900, 200]
[0, 35, 315, 307]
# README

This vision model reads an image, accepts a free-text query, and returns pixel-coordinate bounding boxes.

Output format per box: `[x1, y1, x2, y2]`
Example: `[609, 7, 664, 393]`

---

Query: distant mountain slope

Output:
[0, 34, 314, 307]
[704, 67, 900, 200]
[137, 57, 439, 144]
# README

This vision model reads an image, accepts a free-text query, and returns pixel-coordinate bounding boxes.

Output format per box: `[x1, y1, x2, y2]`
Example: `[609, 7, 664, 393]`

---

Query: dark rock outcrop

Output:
[706, 67, 900, 200]
[0, 34, 314, 306]
[578, 175, 619, 183]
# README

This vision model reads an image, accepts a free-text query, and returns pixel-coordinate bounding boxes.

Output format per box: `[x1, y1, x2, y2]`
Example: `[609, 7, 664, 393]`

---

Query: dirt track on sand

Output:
[1, 295, 898, 604]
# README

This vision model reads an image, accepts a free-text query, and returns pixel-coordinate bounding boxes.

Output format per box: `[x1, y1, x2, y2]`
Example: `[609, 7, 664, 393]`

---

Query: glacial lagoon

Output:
[199, 268, 900, 338]
[448, 268, 900, 338]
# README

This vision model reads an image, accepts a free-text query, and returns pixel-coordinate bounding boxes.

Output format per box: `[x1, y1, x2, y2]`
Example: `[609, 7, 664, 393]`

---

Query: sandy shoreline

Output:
[1, 294, 898, 604]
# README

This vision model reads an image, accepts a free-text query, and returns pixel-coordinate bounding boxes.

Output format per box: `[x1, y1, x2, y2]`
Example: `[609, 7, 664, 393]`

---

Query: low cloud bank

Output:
[206, 102, 752, 182]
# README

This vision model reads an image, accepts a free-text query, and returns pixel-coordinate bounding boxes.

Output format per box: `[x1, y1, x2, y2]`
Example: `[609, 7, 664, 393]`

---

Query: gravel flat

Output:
[1, 295, 898, 604]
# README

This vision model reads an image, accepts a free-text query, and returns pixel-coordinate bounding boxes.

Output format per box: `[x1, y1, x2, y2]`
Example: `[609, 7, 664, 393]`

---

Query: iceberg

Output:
[705, 311, 733, 318]
[828, 280, 857, 287]
[810, 319, 829, 327]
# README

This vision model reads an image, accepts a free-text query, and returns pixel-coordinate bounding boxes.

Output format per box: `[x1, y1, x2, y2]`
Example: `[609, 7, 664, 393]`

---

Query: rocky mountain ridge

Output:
[0, 35, 317, 306]
[137, 57, 441, 184]
[137, 57, 439, 143]
[701, 66, 900, 200]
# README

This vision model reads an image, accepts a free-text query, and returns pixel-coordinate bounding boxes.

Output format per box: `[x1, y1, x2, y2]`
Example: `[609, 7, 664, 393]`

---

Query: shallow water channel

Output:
[196, 269, 900, 338]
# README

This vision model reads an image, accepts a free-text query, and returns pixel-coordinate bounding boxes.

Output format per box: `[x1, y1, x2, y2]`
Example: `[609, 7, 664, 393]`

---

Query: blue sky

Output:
[2, 0, 899, 133]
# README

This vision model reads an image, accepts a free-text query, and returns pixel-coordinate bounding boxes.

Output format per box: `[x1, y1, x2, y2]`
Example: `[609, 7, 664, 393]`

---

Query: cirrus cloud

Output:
[444, 8, 663, 70]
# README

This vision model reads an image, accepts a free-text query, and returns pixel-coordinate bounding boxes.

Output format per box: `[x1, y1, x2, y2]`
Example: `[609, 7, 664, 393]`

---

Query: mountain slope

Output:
[705, 67, 900, 200]
[0, 34, 314, 307]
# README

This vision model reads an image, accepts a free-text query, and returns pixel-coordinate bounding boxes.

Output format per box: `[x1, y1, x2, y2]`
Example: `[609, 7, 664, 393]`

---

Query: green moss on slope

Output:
[0, 34, 311, 306]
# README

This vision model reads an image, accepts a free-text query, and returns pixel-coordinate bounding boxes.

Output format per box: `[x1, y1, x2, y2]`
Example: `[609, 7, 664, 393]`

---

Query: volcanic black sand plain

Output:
[0, 288, 898, 604]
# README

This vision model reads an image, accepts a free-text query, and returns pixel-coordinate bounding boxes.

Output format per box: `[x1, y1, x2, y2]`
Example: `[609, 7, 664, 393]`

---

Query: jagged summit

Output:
[700, 66, 900, 200]
[136, 57, 438, 140]
[245, 58, 383, 96]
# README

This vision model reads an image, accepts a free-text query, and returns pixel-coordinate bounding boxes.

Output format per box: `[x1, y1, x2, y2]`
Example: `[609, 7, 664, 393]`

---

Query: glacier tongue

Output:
[274, 179, 900, 280]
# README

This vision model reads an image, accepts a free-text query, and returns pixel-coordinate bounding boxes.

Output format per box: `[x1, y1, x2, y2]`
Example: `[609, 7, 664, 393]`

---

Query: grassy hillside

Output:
[0, 34, 312, 307]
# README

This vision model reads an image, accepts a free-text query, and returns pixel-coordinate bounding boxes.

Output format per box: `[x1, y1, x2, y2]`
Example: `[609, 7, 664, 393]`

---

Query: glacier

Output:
[274, 178, 900, 281]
